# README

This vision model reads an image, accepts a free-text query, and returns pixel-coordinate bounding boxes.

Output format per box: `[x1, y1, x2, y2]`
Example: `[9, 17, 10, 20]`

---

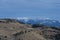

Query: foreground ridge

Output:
[0, 19, 60, 40]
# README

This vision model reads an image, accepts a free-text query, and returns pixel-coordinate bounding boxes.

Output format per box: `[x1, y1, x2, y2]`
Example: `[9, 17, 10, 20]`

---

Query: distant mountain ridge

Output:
[17, 18, 60, 28]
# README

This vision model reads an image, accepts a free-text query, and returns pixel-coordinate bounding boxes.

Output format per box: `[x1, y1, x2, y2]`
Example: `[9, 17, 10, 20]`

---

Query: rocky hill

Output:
[0, 19, 60, 40]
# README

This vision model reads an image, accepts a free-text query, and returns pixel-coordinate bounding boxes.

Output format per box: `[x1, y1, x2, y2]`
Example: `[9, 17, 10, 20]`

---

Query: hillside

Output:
[0, 19, 60, 40]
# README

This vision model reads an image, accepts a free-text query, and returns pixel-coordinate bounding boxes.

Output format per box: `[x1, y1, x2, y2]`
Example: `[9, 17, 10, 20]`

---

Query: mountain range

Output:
[17, 17, 60, 28]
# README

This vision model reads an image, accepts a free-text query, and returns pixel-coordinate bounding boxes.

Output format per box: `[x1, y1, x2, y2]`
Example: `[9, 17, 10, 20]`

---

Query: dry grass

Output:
[0, 19, 60, 40]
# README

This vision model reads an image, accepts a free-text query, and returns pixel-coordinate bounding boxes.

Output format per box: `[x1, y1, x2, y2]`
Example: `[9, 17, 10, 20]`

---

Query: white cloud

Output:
[17, 17, 29, 20]
[17, 17, 29, 22]
[45, 18, 50, 19]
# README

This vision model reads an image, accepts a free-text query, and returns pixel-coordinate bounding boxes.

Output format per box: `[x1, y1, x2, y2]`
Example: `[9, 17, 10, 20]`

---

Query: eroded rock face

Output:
[0, 19, 60, 40]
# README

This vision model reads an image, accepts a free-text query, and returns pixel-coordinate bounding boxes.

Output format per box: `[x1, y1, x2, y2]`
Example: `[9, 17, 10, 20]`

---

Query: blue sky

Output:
[0, 0, 60, 20]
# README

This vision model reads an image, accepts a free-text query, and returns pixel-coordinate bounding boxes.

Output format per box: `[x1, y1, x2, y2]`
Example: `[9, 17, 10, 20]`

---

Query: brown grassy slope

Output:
[0, 19, 31, 40]
[0, 19, 60, 40]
